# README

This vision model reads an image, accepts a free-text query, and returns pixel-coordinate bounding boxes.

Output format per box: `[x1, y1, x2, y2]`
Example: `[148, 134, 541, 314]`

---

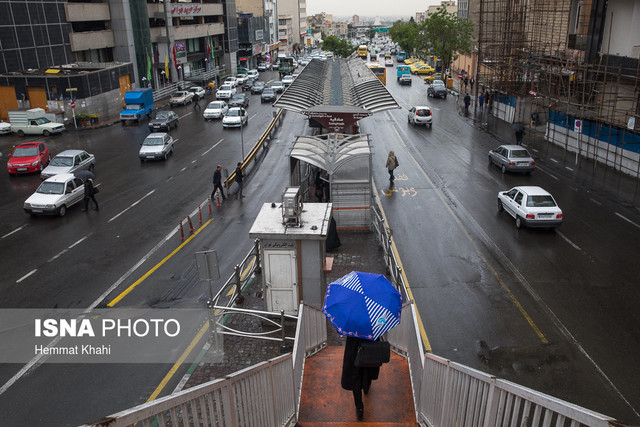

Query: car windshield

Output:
[35, 118, 52, 125]
[231, 95, 244, 101]
[36, 181, 64, 195]
[273, 82, 283, 87]
[227, 109, 243, 117]
[13, 146, 38, 157]
[124, 104, 141, 110]
[171, 92, 185, 98]
[208, 102, 224, 109]
[527, 195, 557, 208]
[220, 85, 232, 90]
[155, 112, 169, 119]
[263, 89, 274, 94]
[189, 88, 201, 93]
[510, 149, 531, 158]
[50, 156, 73, 167]
[144, 137, 164, 146]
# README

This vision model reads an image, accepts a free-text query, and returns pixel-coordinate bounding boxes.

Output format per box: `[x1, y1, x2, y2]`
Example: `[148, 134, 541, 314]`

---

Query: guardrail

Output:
[226, 108, 285, 189]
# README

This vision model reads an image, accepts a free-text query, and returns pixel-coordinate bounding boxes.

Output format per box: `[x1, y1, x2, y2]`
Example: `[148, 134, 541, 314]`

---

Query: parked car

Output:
[188, 86, 206, 99]
[0, 121, 11, 135]
[203, 101, 229, 120]
[412, 65, 435, 75]
[489, 145, 535, 174]
[257, 62, 271, 72]
[242, 78, 255, 91]
[427, 83, 447, 98]
[222, 107, 248, 128]
[139, 132, 174, 161]
[261, 88, 277, 103]
[282, 75, 295, 86]
[7, 142, 50, 175]
[408, 106, 433, 128]
[497, 186, 563, 229]
[216, 84, 237, 100]
[24, 173, 86, 217]
[169, 90, 194, 106]
[148, 111, 179, 131]
[251, 81, 266, 94]
[224, 77, 238, 87]
[229, 93, 250, 108]
[41, 149, 95, 179]
[398, 74, 412, 85]
[424, 73, 445, 83]
[247, 69, 259, 79]
[271, 81, 285, 93]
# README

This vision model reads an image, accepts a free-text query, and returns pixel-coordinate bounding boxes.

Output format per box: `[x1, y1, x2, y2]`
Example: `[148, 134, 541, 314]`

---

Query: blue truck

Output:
[397, 51, 407, 63]
[120, 88, 154, 122]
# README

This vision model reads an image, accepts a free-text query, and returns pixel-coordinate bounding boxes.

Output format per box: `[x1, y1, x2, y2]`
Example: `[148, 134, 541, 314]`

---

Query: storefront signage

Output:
[174, 42, 187, 64]
[302, 111, 371, 132]
[255, 29, 264, 41]
[171, 3, 203, 17]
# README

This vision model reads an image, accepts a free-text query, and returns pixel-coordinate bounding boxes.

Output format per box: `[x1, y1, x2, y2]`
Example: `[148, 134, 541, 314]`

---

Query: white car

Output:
[282, 75, 295, 86]
[236, 73, 249, 84]
[188, 86, 206, 99]
[247, 69, 259, 80]
[257, 62, 271, 71]
[408, 106, 433, 127]
[0, 121, 11, 135]
[216, 84, 237, 100]
[139, 132, 174, 161]
[169, 90, 194, 106]
[224, 77, 238, 88]
[203, 101, 229, 120]
[222, 107, 248, 128]
[24, 173, 86, 217]
[497, 186, 563, 229]
[41, 149, 95, 179]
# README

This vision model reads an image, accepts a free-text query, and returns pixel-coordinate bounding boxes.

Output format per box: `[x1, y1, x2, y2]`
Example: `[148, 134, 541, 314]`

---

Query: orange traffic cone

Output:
[216, 191, 221, 207]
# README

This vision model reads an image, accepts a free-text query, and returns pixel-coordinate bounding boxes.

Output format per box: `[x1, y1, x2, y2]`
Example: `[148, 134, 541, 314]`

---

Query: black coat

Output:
[341, 336, 380, 391]
[213, 169, 222, 185]
[84, 179, 95, 197]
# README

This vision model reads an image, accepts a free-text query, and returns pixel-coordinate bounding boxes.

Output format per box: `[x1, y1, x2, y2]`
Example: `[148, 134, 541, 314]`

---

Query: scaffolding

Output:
[473, 0, 640, 178]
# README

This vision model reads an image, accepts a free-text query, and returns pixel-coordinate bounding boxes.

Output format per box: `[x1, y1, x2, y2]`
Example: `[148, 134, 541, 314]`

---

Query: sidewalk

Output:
[180, 230, 388, 390]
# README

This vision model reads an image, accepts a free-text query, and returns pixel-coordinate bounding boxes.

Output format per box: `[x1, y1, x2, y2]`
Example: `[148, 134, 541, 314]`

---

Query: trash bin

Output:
[446, 79, 453, 89]
[89, 114, 99, 124]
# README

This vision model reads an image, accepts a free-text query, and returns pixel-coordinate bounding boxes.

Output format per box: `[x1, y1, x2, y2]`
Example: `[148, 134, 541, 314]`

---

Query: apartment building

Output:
[235, 0, 280, 68]
[278, 0, 306, 53]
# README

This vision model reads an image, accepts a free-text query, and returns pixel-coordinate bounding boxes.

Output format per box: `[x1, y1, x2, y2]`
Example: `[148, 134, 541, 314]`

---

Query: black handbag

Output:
[354, 339, 390, 368]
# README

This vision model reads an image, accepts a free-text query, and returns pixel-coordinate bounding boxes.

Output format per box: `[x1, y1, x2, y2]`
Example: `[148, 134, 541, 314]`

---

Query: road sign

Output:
[70, 101, 76, 109]
[66, 88, 78, 92]
[574, 119, 582, 133]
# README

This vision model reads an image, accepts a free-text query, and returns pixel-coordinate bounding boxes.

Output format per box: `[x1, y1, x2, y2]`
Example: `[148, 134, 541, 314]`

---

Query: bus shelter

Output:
[289, 133, 372, 230]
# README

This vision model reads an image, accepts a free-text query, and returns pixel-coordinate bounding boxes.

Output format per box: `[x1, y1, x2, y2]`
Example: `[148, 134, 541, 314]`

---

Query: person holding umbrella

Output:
[323, 271, 403, 421]
[75, 170, 98, 212]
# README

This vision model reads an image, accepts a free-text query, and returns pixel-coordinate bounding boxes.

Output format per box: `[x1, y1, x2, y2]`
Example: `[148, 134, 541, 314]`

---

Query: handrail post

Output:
[207, 298, 224, 362]
[235, 264, 244, 304]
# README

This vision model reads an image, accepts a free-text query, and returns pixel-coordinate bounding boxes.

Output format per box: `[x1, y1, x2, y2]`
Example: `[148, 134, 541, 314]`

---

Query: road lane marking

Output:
[16, 269, 37, 283]
[201, 138, 225, 156]
[180, 167, 187, 172]
[48, 234, 93, 262]
[108, 189, 156, 223]
[2, 225, 26, 239]
[390, 122, 548, 344]
[249, 113, 257, 121]
[590, 198, 602, 206]
[615, 212, 640, 229]
[69, 234, 90, 249]
[147, 320, 209, 402]
[556, 231, 581, 251]
[550, 158, 558, 163]
[107, 218, 214, 307]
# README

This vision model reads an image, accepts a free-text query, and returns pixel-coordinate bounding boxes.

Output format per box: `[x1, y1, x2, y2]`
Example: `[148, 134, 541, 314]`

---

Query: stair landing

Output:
[297, 346, 418, 426]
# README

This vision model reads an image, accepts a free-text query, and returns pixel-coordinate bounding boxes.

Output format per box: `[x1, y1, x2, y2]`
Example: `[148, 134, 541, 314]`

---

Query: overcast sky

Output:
[305, 0, 447, 18]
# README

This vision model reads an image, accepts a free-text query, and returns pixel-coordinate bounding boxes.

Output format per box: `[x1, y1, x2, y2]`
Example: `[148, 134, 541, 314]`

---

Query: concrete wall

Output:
[47, 88, 125, 124]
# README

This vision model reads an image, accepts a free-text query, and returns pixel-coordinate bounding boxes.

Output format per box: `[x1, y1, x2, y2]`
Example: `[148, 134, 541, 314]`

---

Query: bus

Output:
[368, 63, 386, 85]
[397, 51, 407, 63]
[357, 45, 368, 60]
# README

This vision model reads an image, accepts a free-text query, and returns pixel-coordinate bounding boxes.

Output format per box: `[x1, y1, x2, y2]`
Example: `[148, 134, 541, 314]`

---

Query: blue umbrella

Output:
[322, 271, 403, 341]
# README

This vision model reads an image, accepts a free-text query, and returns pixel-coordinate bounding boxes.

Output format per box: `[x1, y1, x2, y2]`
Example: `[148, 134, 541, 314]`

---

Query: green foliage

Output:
[418, 7, 474, 71]
[321, 35, 356, 58]
[388, 20, 419, 54]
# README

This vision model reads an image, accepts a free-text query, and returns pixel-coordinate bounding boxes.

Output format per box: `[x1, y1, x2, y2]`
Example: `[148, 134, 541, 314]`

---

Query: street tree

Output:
[418, 7, 473, 73]
[388, 19, 419, 54]
[321, 35, 355, 58]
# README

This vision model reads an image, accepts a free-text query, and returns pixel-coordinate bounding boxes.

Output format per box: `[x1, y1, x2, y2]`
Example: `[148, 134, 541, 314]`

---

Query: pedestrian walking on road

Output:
[211, 165, 226, 200]
[235, 162, 245, 199]
[464, 93, 471, 115]
[515, 128, 525, 145]
[82, 178, 99, 211]
[386, 150, 399, 181]
[341, 336, 380, 421]
[193, 94, 201, 111]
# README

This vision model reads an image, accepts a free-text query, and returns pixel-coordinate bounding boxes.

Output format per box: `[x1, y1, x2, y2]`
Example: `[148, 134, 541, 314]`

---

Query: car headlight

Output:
[24, 203, 31, 208]
[32, 161, 39, 166]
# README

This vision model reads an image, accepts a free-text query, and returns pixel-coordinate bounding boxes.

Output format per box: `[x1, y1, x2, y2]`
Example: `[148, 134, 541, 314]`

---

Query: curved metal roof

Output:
[290, 133, 371, 175]
[274, 55, 400, 114]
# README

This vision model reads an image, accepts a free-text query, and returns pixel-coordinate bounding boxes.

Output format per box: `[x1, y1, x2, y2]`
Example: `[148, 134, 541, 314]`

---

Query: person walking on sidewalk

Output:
[211, 165, 226, 200]
[478, 93, 484, 111]
[464, 93, 471, 115]
[82, 178, 99, 211]
[386, 150, 399, 181]
[235, 162, 245, 198]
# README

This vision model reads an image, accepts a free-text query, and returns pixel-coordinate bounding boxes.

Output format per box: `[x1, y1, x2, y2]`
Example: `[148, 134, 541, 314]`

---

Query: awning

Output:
[290, 133, 371, 175]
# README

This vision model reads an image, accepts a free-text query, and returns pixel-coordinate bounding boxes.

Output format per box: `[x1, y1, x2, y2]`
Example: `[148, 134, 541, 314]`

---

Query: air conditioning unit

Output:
[282, 186, 303, 226]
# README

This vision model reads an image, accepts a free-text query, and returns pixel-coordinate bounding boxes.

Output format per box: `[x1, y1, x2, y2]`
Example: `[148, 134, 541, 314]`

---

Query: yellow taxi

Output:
[409, 62, 425, 73]
[424, 72, 444, 83]
[412, 65, 435, 75]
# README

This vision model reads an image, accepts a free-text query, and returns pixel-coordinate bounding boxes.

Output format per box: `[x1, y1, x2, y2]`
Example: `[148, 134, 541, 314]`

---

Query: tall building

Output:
[278, 0, 306, 53]
[235, 0, 280, 68]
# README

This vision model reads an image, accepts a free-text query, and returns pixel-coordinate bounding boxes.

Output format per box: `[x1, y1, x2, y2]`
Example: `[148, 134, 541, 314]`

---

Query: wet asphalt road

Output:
[0, 65, 639, 425]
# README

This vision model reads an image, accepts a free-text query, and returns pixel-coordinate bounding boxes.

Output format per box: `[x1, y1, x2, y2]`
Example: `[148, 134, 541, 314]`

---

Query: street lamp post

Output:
[160, 70, 166, 86]
[141, 77, 148, 89]
[240, 111, 245, 160]
[177, 65, 183, 87]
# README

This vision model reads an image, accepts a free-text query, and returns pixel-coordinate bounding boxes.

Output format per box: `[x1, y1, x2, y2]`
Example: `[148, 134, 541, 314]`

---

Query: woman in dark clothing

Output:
[341, 336, 380, 421]
[83, 178, 99, 211]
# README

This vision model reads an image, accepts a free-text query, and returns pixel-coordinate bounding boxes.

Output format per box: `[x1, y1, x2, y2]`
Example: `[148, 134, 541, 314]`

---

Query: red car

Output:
[7, 142, 50, 175]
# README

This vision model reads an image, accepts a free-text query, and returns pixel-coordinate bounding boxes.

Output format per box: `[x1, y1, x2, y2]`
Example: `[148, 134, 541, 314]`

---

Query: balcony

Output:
[150, 22, 225, 43]
[69, 30, 115, 52]
[65, 3, 110, 22]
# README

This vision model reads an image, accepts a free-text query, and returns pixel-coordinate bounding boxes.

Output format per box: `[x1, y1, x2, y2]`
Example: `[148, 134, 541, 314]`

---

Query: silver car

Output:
[489, 144, 535, 174]
[24, 173, 86, 217]
[203, 101, 228, 120]
[169, 91, 194, 106]
[41, 149, 95, 179]
[139, 132, 174, 161]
